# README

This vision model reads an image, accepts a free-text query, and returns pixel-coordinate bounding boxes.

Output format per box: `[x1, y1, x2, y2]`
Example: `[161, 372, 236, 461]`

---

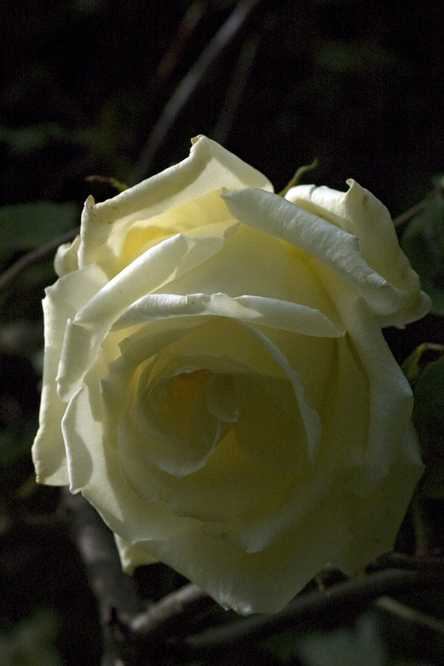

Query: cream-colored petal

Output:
[54, 234, 81, 277]
[126, 490, 350, 615]
[129, 367, 222, 478]
[56, 227, 236, 401]
[154, 223, 343, 330]
[107, 314, 291, 398]
[78, 135, 273, 270]
[113, 292, 343, 338]
[312, 263, 423, 493]
[286, 180, 431, 327]
[237, 322, 322, 464]
[114, 535, 158, 574]
[117, 421, 293, 526]
[338, 424, 424, 575]
[223, 188, 413, 320]
[32, 263, 108, 485]
[61, 379, 198, 543]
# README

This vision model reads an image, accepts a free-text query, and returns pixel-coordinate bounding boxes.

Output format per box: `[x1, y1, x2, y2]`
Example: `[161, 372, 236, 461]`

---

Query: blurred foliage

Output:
[403, 345, 444, 500]
[0, 609, 62, 666]
[401, 176, 444, 316]
[296, 615, 384, 666]
[0, 0, 444, 664]
[0, 201, 77, 255]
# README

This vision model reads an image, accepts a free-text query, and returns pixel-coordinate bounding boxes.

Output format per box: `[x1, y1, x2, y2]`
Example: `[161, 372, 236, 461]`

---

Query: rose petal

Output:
[32, 263, 108, 485]
[286, 179, 431, 326]
[78, 136, 273, 271]
[311, 263, 423, 493]
[56, 226, 237, 401]
[122, 490, 350, 615]
[61, 379, 197, 542]
[222, 188, 414, 321]
[113, 291, 343, 338]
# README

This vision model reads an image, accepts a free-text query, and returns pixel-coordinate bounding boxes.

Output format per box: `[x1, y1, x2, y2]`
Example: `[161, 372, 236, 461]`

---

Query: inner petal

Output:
[206, 373, 239, 422]
[155, 369, 212, 435]
[130, 364, 243, 480]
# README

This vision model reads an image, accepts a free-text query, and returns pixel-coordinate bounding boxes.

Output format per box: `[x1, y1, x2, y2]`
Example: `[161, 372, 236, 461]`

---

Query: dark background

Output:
[2, 0, 444, 211]
[1, 1, 444, 664]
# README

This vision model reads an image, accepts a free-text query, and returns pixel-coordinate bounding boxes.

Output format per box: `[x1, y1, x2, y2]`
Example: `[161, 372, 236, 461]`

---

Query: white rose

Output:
[33, 136, 430, 615]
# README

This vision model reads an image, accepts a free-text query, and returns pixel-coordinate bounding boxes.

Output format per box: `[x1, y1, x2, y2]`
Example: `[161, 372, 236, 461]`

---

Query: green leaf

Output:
[316, 44, 407, 76]
[411, 353, 444, 499]
[297, 615, 384, 666]
[400, 177, 444, 316]
[0, 123, 71, 155]
[262, 629, 302, 662]
[402, 343, 444, 388]
[0, 202, 78, 253]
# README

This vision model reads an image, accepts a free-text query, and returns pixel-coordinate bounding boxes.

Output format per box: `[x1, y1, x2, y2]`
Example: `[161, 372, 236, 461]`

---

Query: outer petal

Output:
[32, 263, 108, 484]
[114, 535, 158, 573]
[117, 490, 351, 615]
[310, 261, 423, 494]
[222, 188, 414, 323]
[54, 234, 81, 277]
[338, 423, 424, 575]
[56, 225, 237, 401]
[78, 135, 273, 273]
[285, 180, 431, 326]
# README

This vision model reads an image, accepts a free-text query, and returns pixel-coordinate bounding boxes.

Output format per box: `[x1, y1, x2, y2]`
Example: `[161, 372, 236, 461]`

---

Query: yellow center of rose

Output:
[157, 369, 212, 437]
[129, 366, 240, 478]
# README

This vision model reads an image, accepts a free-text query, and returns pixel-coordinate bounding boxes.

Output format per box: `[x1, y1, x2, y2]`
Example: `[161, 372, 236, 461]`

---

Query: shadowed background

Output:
[1, 1, 444, 664]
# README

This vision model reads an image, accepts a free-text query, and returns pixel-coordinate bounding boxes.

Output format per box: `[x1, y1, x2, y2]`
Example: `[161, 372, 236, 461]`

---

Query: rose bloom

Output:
[33, 136, 430, 614]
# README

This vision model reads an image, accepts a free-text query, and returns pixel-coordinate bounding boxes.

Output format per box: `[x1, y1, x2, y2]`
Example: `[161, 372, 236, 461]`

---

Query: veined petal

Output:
[112, 292, 344, 338]
[32, 263, 108, 485]
[286, 180, 431, 326]
[222, 188, 413, 319]
[56, 227, 236, 401]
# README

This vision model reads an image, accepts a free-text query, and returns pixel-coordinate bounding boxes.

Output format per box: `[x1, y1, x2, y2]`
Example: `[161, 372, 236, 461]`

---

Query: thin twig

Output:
[128, 0, 262, 185]
[393, 199, 427, 227]
[130, 583, 218, 641]
[183, 569, 429, 656]
[367, 551, 444, 575]
[153, 1, 206, 83]
[212, 34, 260, 145]
[62, 490, 141, 666]
[0, 226, 79, 296]
[376, 596, 444, 636]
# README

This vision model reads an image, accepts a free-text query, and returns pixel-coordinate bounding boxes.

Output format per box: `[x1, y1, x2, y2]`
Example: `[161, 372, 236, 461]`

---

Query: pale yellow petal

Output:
[32, 263, 108, 484]
[286, 180, 431, 327]
[114, 535, 158, 574]
[223, 188, 414, 320]
[113, 291, 343, 338]
[56, 227, 236, 401]
[54, 234, 81, 277]
[78, 135, 273, 272]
